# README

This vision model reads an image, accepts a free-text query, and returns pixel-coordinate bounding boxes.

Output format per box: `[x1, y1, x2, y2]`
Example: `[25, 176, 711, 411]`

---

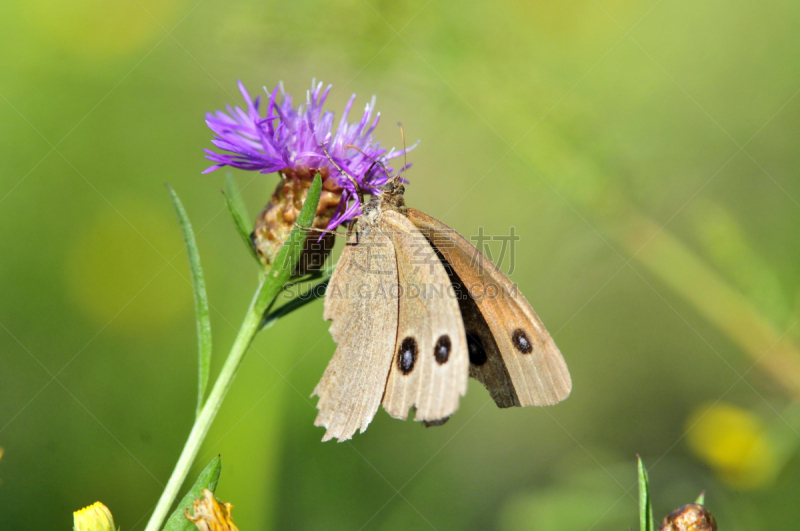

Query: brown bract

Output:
[659, 504, 717, 531]
[252, 166, 341, 275]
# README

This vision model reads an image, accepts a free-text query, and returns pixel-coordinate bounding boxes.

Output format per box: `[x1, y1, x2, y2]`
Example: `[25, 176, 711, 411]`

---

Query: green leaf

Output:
[162, 456, 221, 531]
[223, 173, 259, 261]
[261, 278, 330, 331]
[259, 173, 323, 305]
[168, 185, 212, 417]
[695, 490, 706, 505]
[637, 456, 655, 531]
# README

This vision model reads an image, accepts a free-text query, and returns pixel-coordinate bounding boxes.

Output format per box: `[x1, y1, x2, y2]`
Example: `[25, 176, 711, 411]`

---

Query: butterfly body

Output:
[313, 181, 570, 441]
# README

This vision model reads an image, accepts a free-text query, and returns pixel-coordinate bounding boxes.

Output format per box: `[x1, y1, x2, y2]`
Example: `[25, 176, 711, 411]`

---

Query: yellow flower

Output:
[73, 501, 116, 531]
[185, 489, 239, 531]
[686, 402, 776, 489]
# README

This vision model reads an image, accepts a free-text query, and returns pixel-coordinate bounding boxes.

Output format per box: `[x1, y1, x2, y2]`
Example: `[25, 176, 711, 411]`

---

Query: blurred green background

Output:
[2, 0, 800, 529]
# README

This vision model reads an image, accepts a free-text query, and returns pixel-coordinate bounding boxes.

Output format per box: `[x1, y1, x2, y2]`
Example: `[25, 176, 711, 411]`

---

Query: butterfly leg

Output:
[293, 223, 344, 237]
[346, 219, 360, 245]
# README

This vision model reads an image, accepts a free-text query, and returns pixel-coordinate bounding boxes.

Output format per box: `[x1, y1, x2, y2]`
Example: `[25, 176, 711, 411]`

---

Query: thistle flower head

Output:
[204, 80, 416, 230]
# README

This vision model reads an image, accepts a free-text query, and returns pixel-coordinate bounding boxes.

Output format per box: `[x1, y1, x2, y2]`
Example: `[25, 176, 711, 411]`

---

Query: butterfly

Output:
[311, 157, 571, 442]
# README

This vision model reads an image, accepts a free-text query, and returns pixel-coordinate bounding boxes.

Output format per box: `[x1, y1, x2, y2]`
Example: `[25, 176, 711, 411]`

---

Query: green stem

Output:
[143, 173, 322, 531]
[144, 276, 279, 531]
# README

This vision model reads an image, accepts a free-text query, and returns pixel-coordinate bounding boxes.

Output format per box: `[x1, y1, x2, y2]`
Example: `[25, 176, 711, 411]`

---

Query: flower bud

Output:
[73, 501, 116, 531]
[659, 503, 717, 531]
[686, 402, 775, 488]
[185, 488, 239, 531]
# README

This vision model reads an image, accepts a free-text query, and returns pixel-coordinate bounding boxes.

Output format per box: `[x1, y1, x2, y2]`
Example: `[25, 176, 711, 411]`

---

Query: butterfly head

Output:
[338, 142, 407, 217]
[377, 178, 406, 214]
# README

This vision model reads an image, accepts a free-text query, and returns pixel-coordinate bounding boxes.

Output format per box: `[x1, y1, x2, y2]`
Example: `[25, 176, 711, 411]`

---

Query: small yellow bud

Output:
[185, 488, 239, 531]
[686, 402, 776, 488]
[659, 503, 717, 531]
[73, 501, 116, 531]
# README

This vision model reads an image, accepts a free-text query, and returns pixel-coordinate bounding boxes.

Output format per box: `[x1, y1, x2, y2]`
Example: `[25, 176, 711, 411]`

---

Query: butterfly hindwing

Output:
[380, 210, 469, 422]
[445, 256, 521, 408]
[407, 208, 571, 407]
[314, 227, 399, 441]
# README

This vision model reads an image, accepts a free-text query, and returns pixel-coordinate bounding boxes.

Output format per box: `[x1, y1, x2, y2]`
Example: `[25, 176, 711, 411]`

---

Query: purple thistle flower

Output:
[204, 80, 416, 229]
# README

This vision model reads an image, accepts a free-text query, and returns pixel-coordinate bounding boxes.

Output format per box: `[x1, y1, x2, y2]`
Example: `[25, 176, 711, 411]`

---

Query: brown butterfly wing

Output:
[446, 260, 521, 408]
[407, 208, 571, 407]
[314, 227, 398, 441]
[380, 210, 469, 422]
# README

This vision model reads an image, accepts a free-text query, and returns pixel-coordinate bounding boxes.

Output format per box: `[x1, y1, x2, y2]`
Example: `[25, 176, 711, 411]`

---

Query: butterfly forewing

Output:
[380, 211, 469, 422]
[314, 227, 399, 441]
[407, 209, 571, 406]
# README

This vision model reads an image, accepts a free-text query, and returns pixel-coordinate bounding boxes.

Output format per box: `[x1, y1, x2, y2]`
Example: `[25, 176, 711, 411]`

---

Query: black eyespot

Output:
[467, 333, 488, 366]
[512, 329, 533, 354]
[434, 335, 451, 364]
[397, 337, 418, 374]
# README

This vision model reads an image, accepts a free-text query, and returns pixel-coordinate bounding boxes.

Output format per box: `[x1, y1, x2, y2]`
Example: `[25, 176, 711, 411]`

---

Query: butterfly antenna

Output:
[322, 144, 364, 205]
[345, 144, 391, 185]
[398, 122, 408, 184]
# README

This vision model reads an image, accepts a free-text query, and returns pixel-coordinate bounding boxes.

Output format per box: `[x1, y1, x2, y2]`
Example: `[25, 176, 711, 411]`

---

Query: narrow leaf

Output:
[168, 186, 213, 416]
[261, 173, 322, 301]
[223, 173, 259, 261]
[246, 172, 323, 340]
[224, 173, 250, 222]
[695, 490, 706, 505]
[261, 278, 330, 331]
[162, 456, 221, 531]
[637, 456, 655, 531]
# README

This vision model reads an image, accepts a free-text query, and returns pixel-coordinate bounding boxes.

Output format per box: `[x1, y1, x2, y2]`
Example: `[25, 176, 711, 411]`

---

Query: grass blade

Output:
[223, 173, 259, 261]
[168, 185, 212, 416]
[695, 490, 706, 505]
[162, 456, 221, 531]
[637, 455, 654, 531]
